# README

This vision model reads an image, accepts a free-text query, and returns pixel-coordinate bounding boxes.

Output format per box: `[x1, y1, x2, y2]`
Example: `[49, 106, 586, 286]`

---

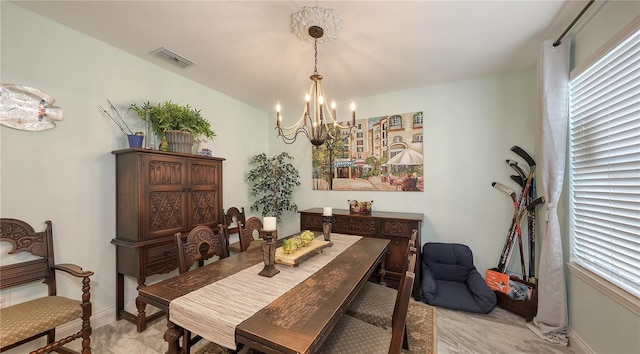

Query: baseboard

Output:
[568, 326, 594, 354]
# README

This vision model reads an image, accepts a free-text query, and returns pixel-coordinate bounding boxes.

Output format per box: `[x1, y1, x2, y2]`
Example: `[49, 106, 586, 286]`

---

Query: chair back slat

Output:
[0, 259, 48, 290]
[175, 225, 228, 274]
[1, 219, 56, 294]
[223, 207, 246, 237]
[238, 217, 263, 252]
[401, 229, 418, 275]
[388, 271, 415, 354]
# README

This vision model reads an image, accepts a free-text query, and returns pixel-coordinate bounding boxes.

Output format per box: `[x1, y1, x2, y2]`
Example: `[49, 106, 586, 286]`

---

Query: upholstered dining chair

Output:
[174, 225, 229, 354]
[175, 225, 229, 274]
[346, 229, 417, 327]
[237, 216, 264, 252]
[0, 218, 94, 354]
[321, 270, 416, 354]
[345, 229, 417, 349]
[223, 207, 246, 252]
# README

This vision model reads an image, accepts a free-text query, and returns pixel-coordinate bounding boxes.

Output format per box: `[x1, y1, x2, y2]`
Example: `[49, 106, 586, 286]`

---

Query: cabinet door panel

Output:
[148, 191, 185, 238]
[385, 235, 409, 275]
[144, 155, 188, 239]
[187, 160, 222, 229]
[146, 157, 185, 189]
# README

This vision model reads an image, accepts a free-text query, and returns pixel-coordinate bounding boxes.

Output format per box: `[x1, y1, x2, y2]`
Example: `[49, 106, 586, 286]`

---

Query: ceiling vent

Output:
[150, 47, 196, 68]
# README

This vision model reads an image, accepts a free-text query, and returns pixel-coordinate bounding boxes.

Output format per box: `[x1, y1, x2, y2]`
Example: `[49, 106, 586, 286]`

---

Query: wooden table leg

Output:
[163, 318, 182, 354]
[379, 256, 387, 286]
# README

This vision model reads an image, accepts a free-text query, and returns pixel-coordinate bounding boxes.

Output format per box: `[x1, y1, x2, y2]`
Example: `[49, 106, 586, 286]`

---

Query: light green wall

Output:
[2, 1, 539, 318]
[5, 1, 637, 353]
[563, 2, 640, 353]
[1, 2, 267, 318]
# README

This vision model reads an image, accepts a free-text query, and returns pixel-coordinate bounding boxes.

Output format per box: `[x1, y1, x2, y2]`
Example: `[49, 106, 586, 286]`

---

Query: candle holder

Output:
[258, 229, 280, 277]
[322, 216, 333, 246]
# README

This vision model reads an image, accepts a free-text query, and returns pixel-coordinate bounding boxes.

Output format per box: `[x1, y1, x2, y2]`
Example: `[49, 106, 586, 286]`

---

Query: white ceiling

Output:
[11, 1, 585, 112]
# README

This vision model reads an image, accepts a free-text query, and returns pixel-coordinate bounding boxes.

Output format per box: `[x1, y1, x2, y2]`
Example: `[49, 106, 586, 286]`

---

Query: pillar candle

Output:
[263, 216, 277, 231]
[323, 207, 332, 216]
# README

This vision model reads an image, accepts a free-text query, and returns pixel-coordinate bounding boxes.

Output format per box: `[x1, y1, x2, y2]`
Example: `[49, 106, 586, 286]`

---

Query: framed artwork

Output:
[312, 111, 423, 191]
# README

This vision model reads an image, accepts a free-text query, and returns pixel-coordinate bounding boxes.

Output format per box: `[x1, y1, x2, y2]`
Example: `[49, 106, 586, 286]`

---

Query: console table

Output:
[111, 148, 224, 331]
[299, 208, 423, 298]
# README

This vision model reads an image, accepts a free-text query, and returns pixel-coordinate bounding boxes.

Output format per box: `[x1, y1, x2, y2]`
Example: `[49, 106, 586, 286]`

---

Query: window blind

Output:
[569, 28, 640, 298]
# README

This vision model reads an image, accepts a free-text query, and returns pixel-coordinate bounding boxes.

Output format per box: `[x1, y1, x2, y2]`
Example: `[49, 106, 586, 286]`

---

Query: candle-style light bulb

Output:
[276, 103, 281, 127]
[350, 101, 356, 124]
[331, 101, 337, 121]
[305, 94, 311, 115]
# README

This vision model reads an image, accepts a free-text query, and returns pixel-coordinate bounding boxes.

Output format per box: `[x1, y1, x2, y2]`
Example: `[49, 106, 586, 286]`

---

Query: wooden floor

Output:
[60, 302, 578, 354]
[436, 305, 576, 354]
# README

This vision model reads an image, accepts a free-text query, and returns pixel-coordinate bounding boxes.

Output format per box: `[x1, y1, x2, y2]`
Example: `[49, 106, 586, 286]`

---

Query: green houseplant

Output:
[129, 101, 215, 153]
[246, 152, 301, 223]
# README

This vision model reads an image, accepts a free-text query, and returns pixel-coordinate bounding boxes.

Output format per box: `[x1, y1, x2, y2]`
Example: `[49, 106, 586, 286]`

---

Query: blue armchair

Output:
[420, 242, 496, 314]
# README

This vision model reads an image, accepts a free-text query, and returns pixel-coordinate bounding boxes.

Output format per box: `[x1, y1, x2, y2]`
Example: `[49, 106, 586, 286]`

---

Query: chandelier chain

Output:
[314, 39, 319, 75]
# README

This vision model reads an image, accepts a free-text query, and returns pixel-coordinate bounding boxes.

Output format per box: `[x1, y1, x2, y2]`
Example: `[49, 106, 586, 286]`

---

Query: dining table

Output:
[137, 231, 390, 354]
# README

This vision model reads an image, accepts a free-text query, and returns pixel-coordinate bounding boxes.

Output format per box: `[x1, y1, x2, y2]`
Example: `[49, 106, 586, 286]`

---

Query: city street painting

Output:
[312, 111, 424, 191]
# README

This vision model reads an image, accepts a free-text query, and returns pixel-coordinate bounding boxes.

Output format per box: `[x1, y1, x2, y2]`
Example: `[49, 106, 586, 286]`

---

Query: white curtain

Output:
[527, 38, 571, 346]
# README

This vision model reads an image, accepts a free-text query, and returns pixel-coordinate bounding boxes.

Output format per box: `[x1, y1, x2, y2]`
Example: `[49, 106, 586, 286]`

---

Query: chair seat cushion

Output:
[321, 315, 391, 354]
[0, 296, 81, 348]
[346, 281, 396, 329]
[425, 279, 495, 314]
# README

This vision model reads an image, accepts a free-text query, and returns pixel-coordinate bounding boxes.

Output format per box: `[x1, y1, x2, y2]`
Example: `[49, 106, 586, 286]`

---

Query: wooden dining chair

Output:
[175, 225, 229, 274]
[223, 207, 246, 252]
[237, 216, 264, 252]
[345, 229, 417, 349]
[223, 207, 246, 236]
[175, 225, 229, 354]
[321, 270, 416, 354]
[347, 230, 417, 326]
[0, 219, 94, 354]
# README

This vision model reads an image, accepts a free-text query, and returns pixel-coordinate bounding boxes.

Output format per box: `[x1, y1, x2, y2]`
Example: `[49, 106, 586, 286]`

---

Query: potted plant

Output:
[129, 100, 215, 153]
[246, 152, 301, 224]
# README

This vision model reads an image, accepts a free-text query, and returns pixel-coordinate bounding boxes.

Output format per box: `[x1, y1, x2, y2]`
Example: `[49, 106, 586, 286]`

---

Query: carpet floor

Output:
[195, 299, 436, 354]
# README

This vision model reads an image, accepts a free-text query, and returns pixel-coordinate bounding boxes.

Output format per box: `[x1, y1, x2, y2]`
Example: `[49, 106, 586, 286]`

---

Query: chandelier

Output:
[276, 6, 356, 146]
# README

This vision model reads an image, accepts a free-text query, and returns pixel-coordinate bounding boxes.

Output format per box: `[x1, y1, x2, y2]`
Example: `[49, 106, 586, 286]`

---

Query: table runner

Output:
[169, 234, 362, 350]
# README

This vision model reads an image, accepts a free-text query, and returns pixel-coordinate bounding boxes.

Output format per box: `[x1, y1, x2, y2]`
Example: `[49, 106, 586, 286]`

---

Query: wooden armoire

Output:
[111, 148, 224, 331]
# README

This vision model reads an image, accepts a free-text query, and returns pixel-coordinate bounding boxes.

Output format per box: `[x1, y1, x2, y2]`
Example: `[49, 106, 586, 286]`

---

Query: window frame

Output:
[567, 17, 640, 316]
